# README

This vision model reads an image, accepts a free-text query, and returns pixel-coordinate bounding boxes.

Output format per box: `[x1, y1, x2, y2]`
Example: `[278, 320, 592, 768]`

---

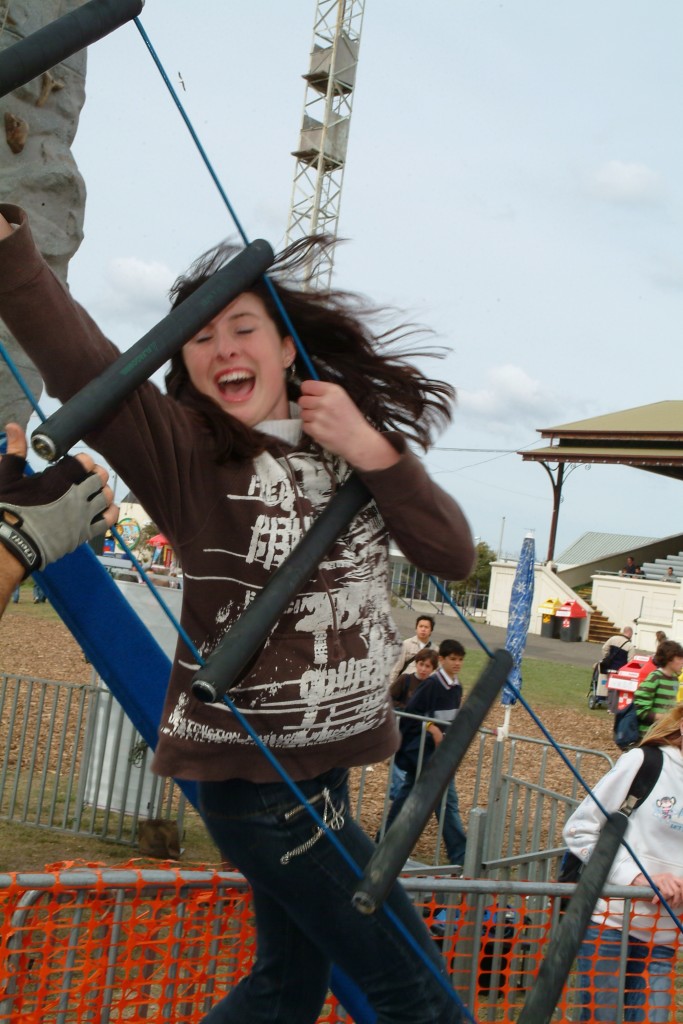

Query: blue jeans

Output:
[198, 768, 461, 1024]
[389, 760, 406, 800]
[385, 774, 467, 866]
[574, 925, 674, 1022]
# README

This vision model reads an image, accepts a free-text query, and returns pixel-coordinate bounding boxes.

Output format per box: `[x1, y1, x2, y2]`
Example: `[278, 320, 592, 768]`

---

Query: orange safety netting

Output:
[1, 866, 682, 1023]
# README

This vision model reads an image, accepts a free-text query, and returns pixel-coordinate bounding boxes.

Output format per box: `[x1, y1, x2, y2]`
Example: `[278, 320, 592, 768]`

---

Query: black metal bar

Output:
[191, 474, 372, 703]
[0, 0, 144, 99]
[31, 239, 274, 461]
[516, 812, 629, 1024]
[352, 649, 513, 914]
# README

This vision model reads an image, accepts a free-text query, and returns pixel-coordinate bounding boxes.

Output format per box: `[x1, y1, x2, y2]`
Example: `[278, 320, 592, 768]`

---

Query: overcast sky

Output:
[52, 0, 683, 561]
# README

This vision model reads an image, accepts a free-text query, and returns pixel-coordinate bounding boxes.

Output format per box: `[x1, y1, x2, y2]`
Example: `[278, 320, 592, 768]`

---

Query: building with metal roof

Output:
[519, 401, 683, 560]
[555, 531, 661, 569]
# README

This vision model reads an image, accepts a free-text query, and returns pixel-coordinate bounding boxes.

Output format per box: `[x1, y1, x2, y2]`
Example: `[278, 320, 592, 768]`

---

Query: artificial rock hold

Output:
[4, 112, 29, 154]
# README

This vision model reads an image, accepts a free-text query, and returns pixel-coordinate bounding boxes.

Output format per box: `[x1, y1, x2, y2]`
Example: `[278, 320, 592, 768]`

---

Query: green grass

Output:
[459, 648, 590, 709]
[6, 583, 61, 620]
[0, 802, 222, 874]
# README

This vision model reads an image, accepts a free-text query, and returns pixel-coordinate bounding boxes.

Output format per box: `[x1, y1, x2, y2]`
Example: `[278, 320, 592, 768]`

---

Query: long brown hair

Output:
[640, 702, 683, 748]
[652, 640, 683, 670]
[165, 236, 455, 463]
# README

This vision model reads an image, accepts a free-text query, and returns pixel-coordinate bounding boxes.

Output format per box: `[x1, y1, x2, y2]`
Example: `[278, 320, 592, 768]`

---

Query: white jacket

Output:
[388, 635, 430, 686]
[563, 745, 683, 945]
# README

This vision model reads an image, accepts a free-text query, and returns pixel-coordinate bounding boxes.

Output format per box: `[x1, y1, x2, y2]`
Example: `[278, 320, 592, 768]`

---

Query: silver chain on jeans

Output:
[280, 787, 345, 865]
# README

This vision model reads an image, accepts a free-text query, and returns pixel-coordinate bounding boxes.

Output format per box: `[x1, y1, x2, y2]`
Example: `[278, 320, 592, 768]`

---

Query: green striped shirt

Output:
[633, 669, 679, 735]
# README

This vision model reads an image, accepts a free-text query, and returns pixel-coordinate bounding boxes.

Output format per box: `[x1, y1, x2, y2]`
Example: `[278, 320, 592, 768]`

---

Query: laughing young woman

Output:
[0, 205, 474, 1024]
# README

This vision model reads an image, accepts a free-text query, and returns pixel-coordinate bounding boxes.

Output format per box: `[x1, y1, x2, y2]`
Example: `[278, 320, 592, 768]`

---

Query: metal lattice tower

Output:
[285, 0, 365, 289]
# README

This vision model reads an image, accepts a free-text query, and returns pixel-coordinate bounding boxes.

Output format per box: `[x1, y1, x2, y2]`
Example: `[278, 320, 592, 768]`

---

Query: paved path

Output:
[390, 605, 600, 670]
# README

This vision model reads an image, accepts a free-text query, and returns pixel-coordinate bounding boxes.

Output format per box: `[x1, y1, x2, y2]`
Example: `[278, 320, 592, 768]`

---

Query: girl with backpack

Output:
[563, 704, 683, 1021]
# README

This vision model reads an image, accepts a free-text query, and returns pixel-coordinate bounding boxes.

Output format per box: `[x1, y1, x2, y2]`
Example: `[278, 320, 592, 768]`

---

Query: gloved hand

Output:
[0, 422, 117, 578]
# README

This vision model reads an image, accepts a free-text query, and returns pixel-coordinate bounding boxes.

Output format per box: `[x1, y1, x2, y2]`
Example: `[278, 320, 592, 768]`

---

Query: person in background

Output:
[600, 626, 634, 676]
[388, 647, 439, 799]
[633, 640, 683, 738]
[0, 422, 116, 615]
[664, 566, 678, 582]
[390, 647, 439, 710]
[620, 557, 641, 578]
[384, 639, 468, 870]
[388, 614, 435, 687]
[564, 704, 683, 1022]
[636, 631, 667, 683]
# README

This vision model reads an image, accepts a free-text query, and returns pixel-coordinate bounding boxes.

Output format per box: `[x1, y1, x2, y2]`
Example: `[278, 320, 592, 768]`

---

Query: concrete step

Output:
[586, 603, 617, 644]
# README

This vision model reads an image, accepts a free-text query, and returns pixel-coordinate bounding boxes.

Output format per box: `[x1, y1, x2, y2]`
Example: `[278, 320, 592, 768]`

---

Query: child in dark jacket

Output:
[388, 647, 439, 798]
[390, 647, 439, 709]
[385, 639, 467, 868]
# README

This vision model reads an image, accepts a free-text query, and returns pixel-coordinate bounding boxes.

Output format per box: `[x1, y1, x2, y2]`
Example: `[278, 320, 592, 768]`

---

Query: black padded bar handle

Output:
[516, 812, 629, 1024]
[191, 474, 372, 703]
[31, 239, 274, 461]
[352, 649, 513, 915]
[0, 0, 144, 99]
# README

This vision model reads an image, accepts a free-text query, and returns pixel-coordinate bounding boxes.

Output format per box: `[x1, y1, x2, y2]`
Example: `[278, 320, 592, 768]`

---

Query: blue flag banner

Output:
[502, 533, 536, 705]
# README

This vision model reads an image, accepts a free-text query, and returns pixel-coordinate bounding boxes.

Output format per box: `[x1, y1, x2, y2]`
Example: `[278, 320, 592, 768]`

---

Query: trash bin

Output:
[607, 661, 643, 715]
[538, 598, 562, 639]
[556, 600, 587, 642]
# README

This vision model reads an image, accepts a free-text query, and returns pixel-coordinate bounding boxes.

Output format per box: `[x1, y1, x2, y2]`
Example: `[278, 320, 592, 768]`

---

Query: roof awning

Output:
[518, 401, 683, 558]
[520, 400, 683, 482]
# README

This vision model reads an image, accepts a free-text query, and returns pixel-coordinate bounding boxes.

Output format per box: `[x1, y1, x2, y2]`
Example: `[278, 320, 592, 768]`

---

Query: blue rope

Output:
[0, 339, 47, 421]
[430, 575, 494, 656]
[0, 34, 467, 1017]
[109, 527, 467, 1013]
[134, 3, 683, 975]
[1, 13, 676, 1011]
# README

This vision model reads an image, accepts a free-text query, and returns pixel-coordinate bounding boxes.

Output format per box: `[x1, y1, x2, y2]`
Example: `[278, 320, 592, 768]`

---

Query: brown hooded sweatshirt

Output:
[0, 205, 475, 783]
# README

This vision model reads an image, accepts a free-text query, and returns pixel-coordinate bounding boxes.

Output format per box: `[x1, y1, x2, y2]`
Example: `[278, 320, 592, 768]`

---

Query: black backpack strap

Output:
[622, 745, 664, 816]
[559, 746, 663, 893]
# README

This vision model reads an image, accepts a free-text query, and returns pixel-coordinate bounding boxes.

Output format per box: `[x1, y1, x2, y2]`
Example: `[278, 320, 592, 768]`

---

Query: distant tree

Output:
[465, 541, 497, 594]
[448, 540, 496, 606]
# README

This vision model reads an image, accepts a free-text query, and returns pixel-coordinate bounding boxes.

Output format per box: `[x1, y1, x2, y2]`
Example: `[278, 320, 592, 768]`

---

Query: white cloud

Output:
[82, 256, 177, 342]
[591, 160, 664, 206]
[456, 364, 561, 435]
[106, 257, 176, 312]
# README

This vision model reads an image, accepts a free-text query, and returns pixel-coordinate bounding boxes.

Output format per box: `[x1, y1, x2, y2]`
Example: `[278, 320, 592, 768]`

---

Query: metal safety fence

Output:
[367, 721, 615, 877]
[0, 672, 184, 846]
[0, 868, 681, 1023]
[0, 668, 613, 878]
